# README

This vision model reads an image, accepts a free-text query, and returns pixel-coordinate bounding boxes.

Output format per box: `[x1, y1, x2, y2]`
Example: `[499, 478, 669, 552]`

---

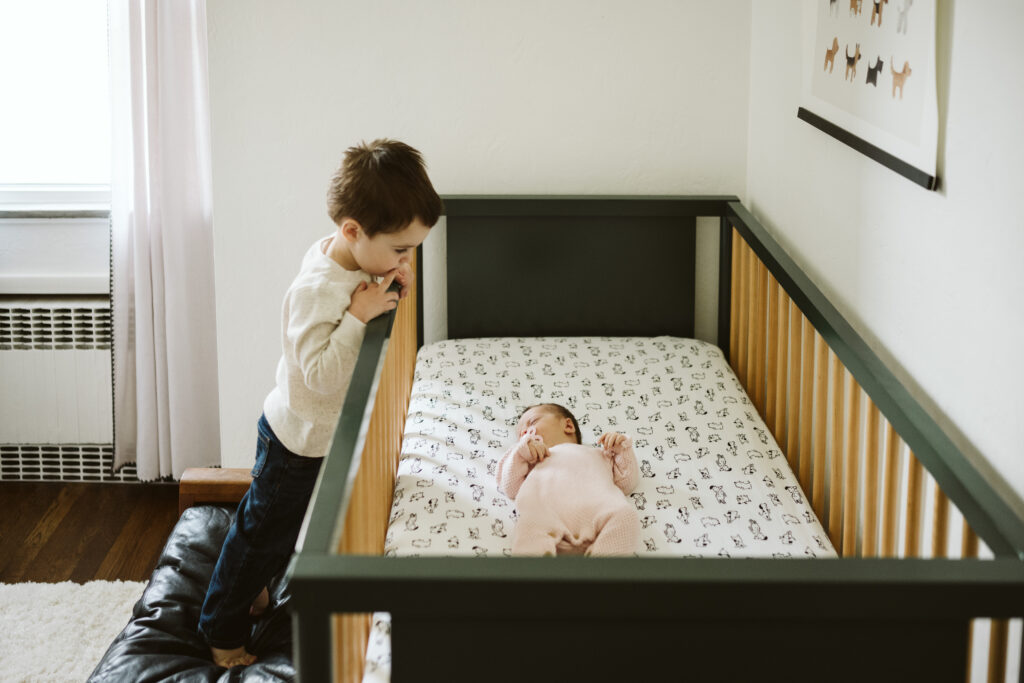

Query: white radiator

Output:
[0, 298, 113, 444]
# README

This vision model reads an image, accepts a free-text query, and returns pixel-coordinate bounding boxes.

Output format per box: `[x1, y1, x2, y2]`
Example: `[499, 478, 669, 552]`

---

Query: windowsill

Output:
[0, 205, 110, 219]
[0, 200, 111, 295]
[0, 275, 109, 296]
[0, 185, 111, 218]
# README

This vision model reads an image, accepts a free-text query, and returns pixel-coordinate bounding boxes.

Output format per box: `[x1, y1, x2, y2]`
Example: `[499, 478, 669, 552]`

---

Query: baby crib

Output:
[286, 196, 1024, 682]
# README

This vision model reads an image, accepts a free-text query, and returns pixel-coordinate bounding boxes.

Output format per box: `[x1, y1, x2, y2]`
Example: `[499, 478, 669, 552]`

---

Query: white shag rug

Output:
[0, 580, 145, 682]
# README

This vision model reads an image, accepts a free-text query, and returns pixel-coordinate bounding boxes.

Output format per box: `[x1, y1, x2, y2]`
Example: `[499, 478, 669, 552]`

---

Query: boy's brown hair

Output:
[327, 139, 443, 236]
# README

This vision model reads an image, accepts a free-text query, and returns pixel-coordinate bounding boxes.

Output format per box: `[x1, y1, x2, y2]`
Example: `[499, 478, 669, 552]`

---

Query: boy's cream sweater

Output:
[263, 235, 372, 458]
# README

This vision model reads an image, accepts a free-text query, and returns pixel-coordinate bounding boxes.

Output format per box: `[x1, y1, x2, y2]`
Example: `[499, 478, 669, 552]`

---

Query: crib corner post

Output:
[293, 607, 333, 683]
[717, 214, 733, 360]
[415, 243, 424, 349]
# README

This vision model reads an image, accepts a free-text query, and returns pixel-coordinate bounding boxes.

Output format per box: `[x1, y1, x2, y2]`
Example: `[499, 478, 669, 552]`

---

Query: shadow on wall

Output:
[934, 0, 955, 195]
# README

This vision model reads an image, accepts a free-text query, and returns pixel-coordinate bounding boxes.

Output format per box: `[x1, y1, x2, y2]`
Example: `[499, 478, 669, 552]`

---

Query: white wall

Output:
[746, 1, 1024, 517]
[207, 0, 752, 466]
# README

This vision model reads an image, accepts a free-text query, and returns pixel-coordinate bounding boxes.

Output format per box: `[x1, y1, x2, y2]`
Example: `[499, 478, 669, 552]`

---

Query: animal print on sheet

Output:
[383, 337, 836, 560]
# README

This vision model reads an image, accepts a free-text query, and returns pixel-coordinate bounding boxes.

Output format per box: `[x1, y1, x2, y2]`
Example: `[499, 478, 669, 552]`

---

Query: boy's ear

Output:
[340, 218, 363, 243]
[563, 418, 575, 436]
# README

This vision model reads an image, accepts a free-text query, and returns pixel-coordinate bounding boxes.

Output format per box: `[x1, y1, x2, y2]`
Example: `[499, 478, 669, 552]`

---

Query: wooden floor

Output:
[0, 482, 179, 583]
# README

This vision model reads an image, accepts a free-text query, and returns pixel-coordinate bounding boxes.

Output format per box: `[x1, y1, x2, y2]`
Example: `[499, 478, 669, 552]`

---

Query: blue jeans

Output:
[198, 413, 323, 649]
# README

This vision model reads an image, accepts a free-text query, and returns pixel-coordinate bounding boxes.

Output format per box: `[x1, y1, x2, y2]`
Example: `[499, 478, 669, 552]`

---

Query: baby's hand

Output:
[348, 271, 399, 323]
[517, 427, 549, 464]
[393, 262, 414, 300]
[598, 432, 629, 456]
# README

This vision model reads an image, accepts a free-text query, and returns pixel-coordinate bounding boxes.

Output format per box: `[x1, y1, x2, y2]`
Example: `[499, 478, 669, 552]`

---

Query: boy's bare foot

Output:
[249, 586, 270, 617]
[210, 645, 257, 668]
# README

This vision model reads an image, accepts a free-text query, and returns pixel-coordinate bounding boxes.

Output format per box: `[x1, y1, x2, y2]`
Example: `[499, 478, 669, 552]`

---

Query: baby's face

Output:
[517, 406, 575, 447]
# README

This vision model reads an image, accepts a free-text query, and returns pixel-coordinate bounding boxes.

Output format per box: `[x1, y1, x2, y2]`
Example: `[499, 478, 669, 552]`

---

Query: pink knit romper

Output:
[496, 436, 641, 556]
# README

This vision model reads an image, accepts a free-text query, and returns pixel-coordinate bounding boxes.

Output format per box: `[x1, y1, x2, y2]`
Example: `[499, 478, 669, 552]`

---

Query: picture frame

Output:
[799, 0, 939, 190]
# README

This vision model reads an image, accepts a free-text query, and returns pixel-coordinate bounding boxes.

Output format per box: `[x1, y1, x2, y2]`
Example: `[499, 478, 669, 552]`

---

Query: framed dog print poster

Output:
[799, 0, 939, 189]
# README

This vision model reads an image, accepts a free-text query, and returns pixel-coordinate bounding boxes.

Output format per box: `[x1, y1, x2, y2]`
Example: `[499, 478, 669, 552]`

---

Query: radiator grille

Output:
[1, 299, 117, 480]
[0, 305, 112, 350]
[0, 444, 138, 482]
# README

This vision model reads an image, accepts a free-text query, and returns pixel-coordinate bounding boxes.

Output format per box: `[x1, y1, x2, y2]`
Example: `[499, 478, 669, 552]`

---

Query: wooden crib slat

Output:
[862, 403, 881, 558]
[988, 619, 1009, 683]
[747, 245, 759, 395]
[786, 301, 802, 472]
[336, 614, 368, 683]
[773, 288, 791, 447]
[880, 421, 901, 558]
[932, 481, 950, 559]
[736, 239, 749, 383]
[827, 350, 844, 549]
[729, 229, 740, 369]
[798, 317, 814, 495]
[811, 332, 828, 520]
[752, 261, 769, 414]
[841, 373, 861, 558]
[765, 277, 780, 433]
[904, 452, 924, 558]
[962, 522, 981, 683]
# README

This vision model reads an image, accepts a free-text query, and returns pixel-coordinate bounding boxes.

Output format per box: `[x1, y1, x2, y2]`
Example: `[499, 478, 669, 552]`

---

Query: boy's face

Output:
[345, 218, 430, 277]
[517, 406, 576, 447]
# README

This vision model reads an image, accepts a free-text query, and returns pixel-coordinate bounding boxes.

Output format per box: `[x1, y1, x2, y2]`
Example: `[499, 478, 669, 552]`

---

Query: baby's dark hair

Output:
[523, 403, 582, 444]
[326, 139, 443, 236]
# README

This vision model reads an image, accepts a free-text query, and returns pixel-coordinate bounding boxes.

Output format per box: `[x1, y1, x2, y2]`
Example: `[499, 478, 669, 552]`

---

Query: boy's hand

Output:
[348, 271, 399, 323]
[394, 263, 414, 300]
[598, 432, 629, 456]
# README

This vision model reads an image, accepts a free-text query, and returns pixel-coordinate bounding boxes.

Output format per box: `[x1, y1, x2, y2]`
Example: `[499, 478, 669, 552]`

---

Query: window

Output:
[0, 1, 110, 295]
[0, 0, 110, 208]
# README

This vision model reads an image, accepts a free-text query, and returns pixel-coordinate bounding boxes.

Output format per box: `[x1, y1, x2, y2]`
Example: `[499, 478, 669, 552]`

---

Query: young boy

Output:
[199, 139, 442, 668]
[496, 403, 641, 556]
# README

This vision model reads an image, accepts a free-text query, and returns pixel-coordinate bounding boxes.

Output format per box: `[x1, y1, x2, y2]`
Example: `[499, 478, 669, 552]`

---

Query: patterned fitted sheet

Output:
[362, 336, 836, 681]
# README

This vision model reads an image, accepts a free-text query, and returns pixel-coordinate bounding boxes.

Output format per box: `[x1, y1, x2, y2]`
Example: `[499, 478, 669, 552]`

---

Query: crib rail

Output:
[289, 256, 417, 683]
[725, 201, 1023, 681]
[724, 202, 1024, 559]
[331, 255, 418, 683]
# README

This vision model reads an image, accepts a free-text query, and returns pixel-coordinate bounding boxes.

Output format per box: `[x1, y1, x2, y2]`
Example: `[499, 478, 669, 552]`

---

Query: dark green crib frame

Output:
[288, 196, 1024, 682]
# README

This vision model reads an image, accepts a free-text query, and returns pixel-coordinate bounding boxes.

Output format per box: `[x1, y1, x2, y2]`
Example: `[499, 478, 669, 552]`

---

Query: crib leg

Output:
[293, 608, 332, 682]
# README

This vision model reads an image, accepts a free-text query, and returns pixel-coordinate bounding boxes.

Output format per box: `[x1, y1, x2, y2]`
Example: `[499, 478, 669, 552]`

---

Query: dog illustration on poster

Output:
[824, 36, 840, 73]
[896, 0, 912, 34]
[891, 58, 912, 98]
[844, 43, 862, 81]
[870, 0, 889, 26]
[865, 57, 884, 86]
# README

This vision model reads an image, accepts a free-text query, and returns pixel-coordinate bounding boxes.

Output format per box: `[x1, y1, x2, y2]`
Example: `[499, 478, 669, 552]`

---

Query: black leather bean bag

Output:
[88, 505, 295, 682]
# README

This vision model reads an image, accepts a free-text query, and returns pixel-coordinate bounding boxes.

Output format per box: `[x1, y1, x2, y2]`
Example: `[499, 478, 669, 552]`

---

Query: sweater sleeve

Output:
[607, 438, 640, 494]
[496, 436, 536, 500]
[287, 284, 366, 395]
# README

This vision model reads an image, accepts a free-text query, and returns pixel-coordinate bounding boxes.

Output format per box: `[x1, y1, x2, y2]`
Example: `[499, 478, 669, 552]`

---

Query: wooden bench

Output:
[178, 467, 253, 516]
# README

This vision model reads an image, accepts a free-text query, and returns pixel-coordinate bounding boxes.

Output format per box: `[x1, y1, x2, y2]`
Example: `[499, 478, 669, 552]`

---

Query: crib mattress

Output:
[363, 336, 836, 680]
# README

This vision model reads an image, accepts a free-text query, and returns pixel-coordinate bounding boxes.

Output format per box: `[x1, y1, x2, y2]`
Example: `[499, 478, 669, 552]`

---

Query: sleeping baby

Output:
[496, 403, 641, 556]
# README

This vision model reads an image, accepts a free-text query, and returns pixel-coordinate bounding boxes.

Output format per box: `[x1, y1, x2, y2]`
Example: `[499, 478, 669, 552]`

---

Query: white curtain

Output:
[109, 0, 221, 480]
